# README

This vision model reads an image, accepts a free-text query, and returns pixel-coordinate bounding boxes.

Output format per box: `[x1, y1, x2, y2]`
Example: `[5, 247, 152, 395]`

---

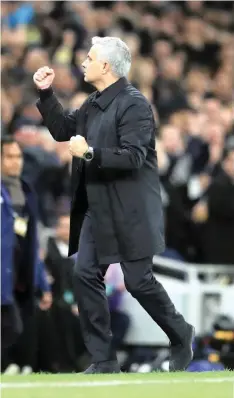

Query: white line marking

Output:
[1, 377, 234, 389]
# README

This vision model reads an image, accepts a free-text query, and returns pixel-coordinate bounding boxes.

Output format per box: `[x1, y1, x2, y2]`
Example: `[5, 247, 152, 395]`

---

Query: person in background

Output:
[196, 148, 234, 266]
[1, 136, 52, 375]
[105, 263, 130, 350]
[45, 213, 78, 317]
[39, 214, 85, 373]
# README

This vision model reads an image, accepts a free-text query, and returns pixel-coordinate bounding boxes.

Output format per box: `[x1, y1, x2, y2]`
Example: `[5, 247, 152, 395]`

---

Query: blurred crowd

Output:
[1, 0, 234, 374]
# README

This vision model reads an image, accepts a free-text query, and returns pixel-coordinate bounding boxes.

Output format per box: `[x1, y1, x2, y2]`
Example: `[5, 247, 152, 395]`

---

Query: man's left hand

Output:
[69, 135, 89, 158]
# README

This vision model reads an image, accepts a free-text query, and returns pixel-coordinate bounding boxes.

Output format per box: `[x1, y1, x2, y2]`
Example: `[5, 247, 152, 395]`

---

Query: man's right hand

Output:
[33, 66, 55, 90]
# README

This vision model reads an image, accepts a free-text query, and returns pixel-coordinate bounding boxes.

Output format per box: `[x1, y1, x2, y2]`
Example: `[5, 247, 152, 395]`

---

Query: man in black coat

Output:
[34, 36, 194, 373]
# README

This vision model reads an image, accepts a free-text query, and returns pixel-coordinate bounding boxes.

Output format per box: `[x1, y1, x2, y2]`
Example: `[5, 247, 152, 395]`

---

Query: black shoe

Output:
[169, 324, 195, 371]
[84, 360, 121, 374]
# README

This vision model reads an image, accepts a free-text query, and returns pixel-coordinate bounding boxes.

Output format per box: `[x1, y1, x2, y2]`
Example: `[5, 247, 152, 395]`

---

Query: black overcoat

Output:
[37, 78, 165, 263]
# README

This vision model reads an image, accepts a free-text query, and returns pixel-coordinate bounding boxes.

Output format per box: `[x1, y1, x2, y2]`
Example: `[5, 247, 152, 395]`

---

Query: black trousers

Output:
[74, 213, 187, 363]
[110, 311, 130, 350]
[1, 298, 36, 370]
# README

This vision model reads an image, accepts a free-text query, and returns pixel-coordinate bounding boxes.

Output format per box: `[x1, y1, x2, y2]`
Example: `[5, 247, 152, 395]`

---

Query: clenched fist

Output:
[33, 66, 55, 90]
[69, 135, 89, 158]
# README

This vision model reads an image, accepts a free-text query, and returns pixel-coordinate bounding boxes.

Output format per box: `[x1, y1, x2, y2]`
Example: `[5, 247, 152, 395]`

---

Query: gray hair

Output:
[92, 36, 131, 78]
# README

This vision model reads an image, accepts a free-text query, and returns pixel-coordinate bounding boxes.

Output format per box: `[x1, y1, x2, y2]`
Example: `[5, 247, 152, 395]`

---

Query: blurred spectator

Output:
[37, 214, 85, 372]
[45, 213, 76, 304]
[1, 136, 52, 375]
[193, 148, 234, 265]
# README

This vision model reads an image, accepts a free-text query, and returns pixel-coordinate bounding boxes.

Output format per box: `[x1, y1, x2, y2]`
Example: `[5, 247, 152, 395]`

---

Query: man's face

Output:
[56, 216, 70, 243]
[1, 142, 23, 177]
[82, 46, 106, 84]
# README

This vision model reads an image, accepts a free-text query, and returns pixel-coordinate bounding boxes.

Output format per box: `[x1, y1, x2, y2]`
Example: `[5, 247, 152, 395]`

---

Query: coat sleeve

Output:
[36, 88, 83, 142]
[93, 101, 153, 170]
[35, 260, 51, 292]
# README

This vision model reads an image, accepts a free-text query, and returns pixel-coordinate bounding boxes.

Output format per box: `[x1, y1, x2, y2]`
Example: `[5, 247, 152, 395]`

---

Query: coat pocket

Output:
[110, 180, 141, 226]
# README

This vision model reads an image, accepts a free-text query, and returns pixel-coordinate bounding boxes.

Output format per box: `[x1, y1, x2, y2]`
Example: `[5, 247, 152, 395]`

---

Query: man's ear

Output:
[102, 62, 110, 74]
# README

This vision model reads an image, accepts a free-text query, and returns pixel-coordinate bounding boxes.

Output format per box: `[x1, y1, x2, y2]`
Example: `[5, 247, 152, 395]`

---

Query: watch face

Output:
[85, 151, 93, 160]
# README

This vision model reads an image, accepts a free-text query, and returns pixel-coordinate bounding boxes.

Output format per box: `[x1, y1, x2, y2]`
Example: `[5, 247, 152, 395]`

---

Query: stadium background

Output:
[1, 0, 234, 375]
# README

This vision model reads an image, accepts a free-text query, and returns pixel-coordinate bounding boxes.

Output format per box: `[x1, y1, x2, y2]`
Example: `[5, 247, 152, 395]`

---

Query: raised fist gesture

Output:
[33, 66, 55, 90]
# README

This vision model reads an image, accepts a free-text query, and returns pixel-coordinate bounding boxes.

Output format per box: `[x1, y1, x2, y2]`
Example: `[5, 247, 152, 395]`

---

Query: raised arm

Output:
[33, 66, 77, 142]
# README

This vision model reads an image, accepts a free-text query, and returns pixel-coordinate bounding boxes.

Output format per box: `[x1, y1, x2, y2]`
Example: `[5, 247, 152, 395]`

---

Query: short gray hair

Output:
[92, 36, 131, 78]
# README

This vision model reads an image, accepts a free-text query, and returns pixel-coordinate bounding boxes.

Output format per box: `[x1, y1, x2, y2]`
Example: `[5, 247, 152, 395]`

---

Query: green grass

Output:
[1, 371, 234, 398]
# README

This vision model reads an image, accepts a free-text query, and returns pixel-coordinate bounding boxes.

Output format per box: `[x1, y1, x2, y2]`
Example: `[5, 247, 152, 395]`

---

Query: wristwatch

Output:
[83, 147, 94, 162]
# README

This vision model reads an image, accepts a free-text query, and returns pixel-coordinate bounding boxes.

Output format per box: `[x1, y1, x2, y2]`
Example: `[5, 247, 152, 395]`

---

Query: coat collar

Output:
[93, 77, 129, 111]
